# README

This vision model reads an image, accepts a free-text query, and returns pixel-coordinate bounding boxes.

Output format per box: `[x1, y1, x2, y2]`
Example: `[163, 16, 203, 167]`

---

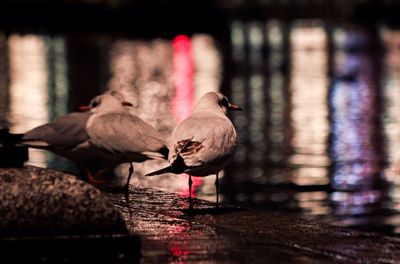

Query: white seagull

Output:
[23, 93, 168, 190]
[146, 92, 241, 208]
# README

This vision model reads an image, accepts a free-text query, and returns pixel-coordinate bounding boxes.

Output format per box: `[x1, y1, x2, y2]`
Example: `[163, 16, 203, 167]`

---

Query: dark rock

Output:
[0, 166, 127, 237]
[0, 127, 28, 168]
[0, 234, 141, 264]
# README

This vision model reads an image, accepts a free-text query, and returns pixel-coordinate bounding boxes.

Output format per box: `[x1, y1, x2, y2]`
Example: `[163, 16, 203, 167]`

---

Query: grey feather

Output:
[23, 112, 91, 149]
[87, 112, 167, 160]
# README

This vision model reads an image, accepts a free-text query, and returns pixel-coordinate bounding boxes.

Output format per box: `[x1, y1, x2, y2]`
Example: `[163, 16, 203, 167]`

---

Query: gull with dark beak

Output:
[146, 92, 241, 208]
[22, 93, 168, 190]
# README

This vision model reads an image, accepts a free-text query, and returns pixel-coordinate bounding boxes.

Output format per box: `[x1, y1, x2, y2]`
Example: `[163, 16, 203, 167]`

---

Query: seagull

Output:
[146, 92, 242, 208]
[22, 93, 168, 190]
[22, 94, 114, 163]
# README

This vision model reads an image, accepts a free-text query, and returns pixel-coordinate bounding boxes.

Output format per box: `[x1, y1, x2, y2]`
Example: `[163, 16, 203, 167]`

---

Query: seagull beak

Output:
[122, 102, 133, 107]
[229, 104, 243, 111]
[79, 105, 92, 112]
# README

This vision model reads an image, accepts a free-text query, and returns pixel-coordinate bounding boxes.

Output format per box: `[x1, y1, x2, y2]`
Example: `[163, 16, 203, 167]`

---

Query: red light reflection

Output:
[172, 35, 194, 123]
[168, 222, 191, 262]
[172, 34, 202, 198]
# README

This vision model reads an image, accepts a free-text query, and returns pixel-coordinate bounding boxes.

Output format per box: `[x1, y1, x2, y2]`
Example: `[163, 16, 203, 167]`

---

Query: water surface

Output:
[2, 20, 400, 236]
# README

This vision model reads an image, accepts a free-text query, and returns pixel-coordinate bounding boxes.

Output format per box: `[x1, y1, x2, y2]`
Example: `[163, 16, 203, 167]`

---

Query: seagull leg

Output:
[215, 173, 220, 208]
[124, 163, 134, 192]
[188, 174, 193, 209]
[85, 166, 107, 184]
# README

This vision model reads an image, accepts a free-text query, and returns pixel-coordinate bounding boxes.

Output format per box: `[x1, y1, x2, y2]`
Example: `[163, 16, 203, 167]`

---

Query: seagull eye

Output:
[91, 102, 98, 108]
[220, 97, 229, 107]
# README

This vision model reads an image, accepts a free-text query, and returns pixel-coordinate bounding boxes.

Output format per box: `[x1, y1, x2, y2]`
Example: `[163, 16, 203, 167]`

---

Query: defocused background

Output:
[1, 0, 400, 236]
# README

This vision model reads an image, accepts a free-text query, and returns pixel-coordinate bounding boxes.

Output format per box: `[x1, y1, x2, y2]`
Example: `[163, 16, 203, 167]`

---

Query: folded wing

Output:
[87, 113, 167, 159]
[22, 112, 91, 149]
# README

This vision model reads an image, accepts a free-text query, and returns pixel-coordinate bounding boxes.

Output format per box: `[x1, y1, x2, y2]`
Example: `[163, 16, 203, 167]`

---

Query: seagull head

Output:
[195, 92, 242, 115]
[79, 94, 133, 114]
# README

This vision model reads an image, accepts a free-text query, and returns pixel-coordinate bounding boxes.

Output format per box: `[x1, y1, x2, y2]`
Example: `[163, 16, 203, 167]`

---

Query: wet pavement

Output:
[107, 187, 400, 263]
[0, 166, 398, 262]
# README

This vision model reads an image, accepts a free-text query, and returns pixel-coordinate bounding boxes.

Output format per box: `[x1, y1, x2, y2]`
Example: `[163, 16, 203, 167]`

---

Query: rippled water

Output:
[1, 20, 400, 236]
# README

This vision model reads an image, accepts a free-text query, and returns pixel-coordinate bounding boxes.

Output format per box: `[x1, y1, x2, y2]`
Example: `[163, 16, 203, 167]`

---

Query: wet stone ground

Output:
[107, 187, 400, 264]
[1, 166, 399, 263]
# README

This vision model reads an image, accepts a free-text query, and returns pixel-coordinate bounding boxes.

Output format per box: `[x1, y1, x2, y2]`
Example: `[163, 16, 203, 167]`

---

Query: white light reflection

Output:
[295, 191, 328, 201]
[294, 167, 330, 185]
[381, 28, 400, 185]
[330, 190, 382, 216]
[109, 38, 179, 190]
[8, 34, 49, 167]
[192, 34, 221, 101]
[109, 39, 175, 128]
[289, 21, 330, 185]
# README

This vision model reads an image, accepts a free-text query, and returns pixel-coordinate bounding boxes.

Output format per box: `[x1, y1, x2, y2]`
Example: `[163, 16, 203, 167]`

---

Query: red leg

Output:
[85, 166, 107, 184]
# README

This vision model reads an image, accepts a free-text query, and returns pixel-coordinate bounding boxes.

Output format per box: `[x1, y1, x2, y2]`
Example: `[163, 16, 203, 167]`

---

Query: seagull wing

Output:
[87, 112, 167, 159]
[23, 112, 91, 149]
[169, 114, 237, 168]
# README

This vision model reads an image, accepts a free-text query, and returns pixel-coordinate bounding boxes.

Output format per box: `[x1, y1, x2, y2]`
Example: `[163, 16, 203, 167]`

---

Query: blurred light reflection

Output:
[172, 35, 194, 123]
[47, 36, 68, 119]
[168, 222, 191, 262]
[107, 35, 222, 201]
[265, 20, 292, 185]
[231, 20, 245, 62]
[8, 34, 49, 167]
[329, 28, 384, 191]
[381, 28, 400, 184]
[172, 35, 202, 198]
[247, 22, 267, 186]
[289, 22, 330, 184]
[228, 20, 250, 185]
[192, 34, 221, 101]
[45, 36, 72, 170]
[108, 37, 186, 195]
[2, 20, 399, 236]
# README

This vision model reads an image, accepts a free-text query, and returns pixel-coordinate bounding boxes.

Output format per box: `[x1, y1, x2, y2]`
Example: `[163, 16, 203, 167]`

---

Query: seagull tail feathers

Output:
[20, 138, 50, 148]
[145, 166, 174, 177]
[146, 154, 186, 176]
[142, 146, 169, 161]
[159, 146, 169, 159]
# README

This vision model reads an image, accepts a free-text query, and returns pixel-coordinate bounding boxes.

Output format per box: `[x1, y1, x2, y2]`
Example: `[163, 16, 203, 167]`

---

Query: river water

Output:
[1, 20, 400, 236]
